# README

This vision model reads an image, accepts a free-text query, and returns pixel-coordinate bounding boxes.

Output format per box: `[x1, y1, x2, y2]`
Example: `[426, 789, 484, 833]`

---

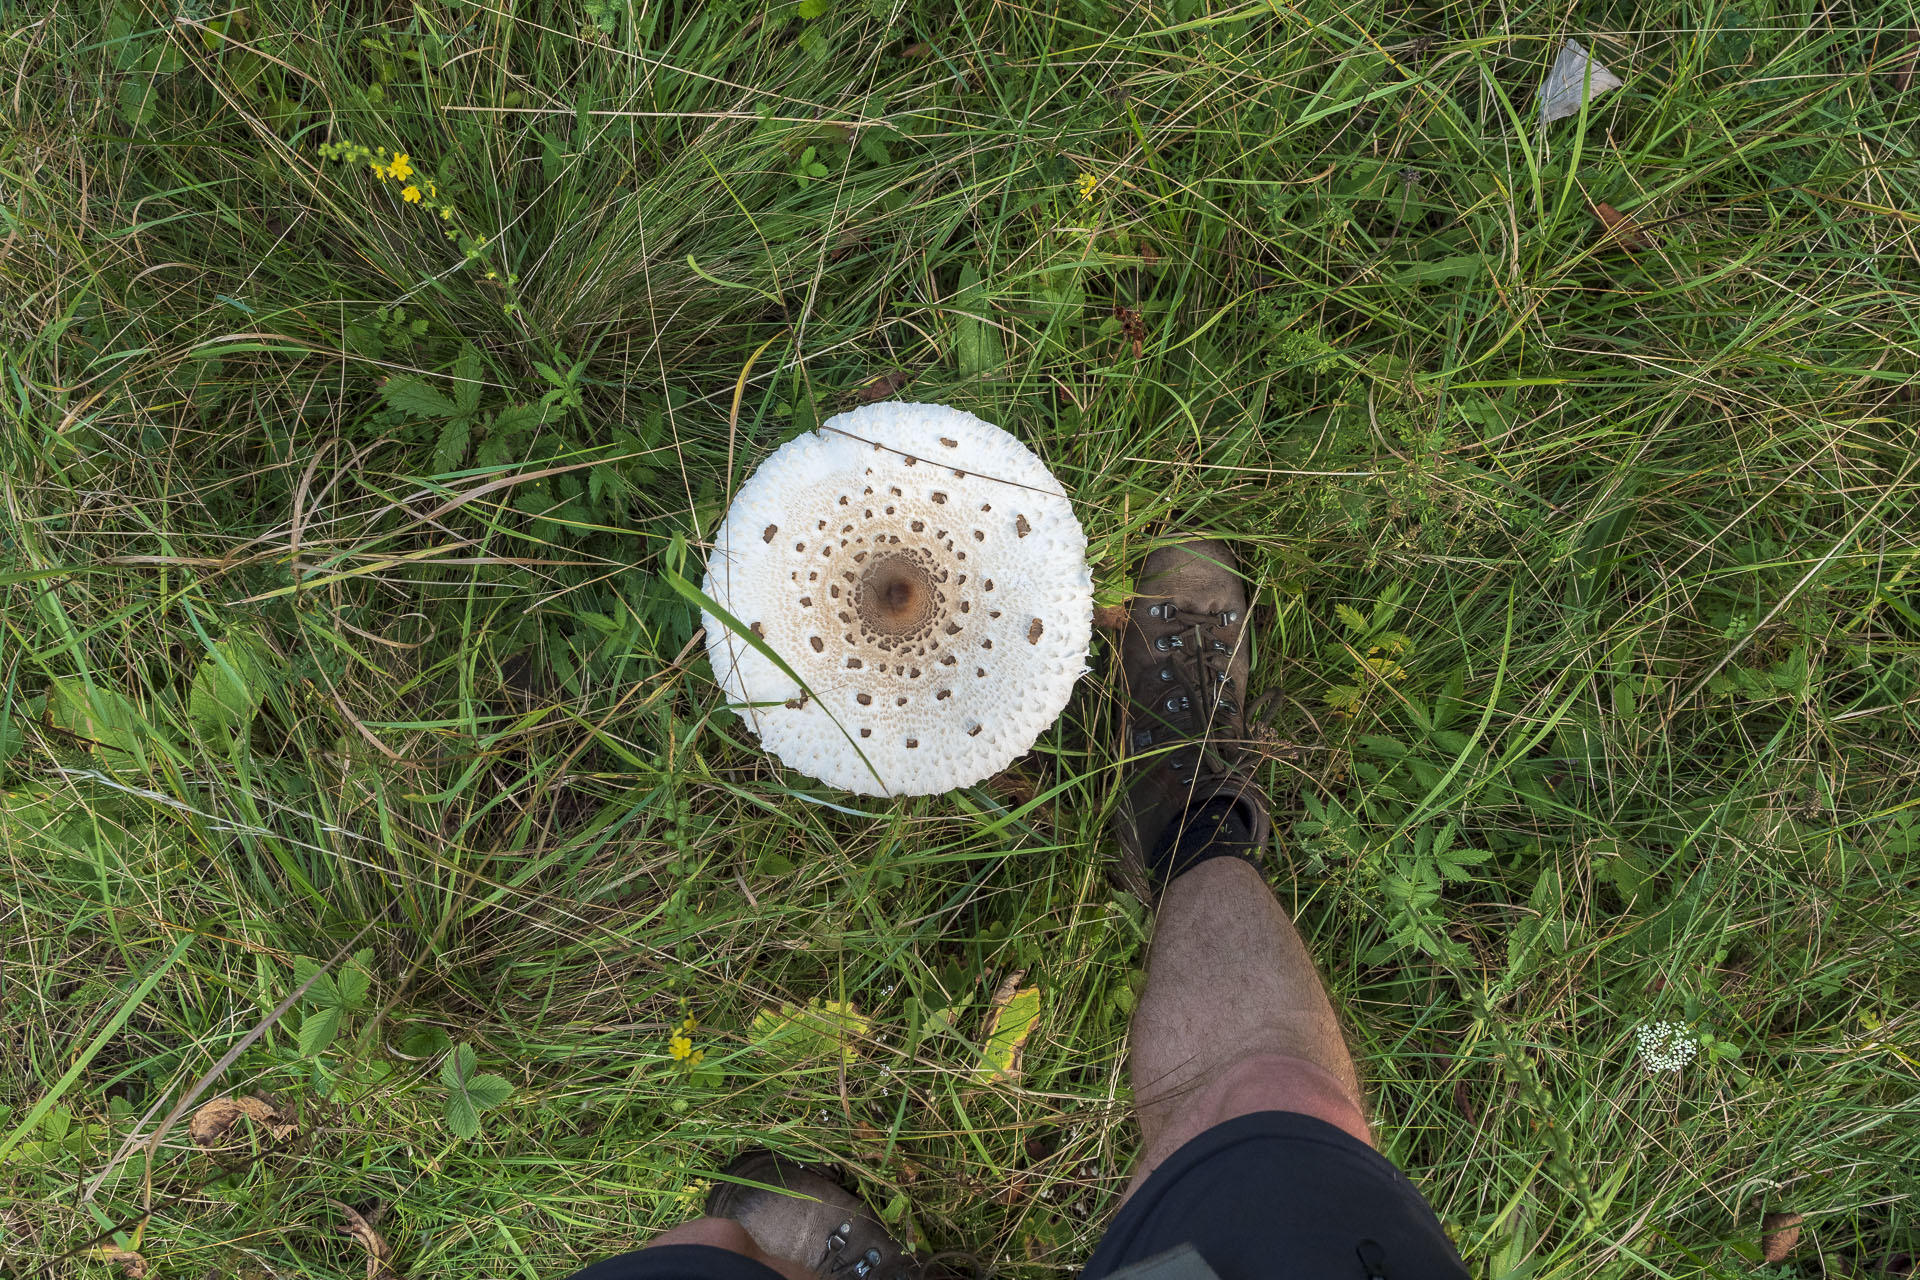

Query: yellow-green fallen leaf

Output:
[750, 998, 869, 1065]
[974, 974, 1042, 1084]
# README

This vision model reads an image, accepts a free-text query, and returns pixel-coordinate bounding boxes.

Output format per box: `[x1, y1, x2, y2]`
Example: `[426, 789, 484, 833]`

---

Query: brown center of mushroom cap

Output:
[855, 553, 938, 637]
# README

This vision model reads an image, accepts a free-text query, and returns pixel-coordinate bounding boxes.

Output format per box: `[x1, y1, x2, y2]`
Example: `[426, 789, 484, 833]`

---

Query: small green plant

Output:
[291, 949, 375, 1057]
[105, 0, 184, 127]
[790, 144, 831, 187]
[1257, 298, 1342, 374]
[339, 303, 429, 358]
[439, 1044, 514, 1139]
[1323, 595, 1414, 719]
[1294, 790, 1363, 875]
[533, 354, 589, 415]
[1367, 822, 1491, 963]
[581, 0, 622, 37]
[793, 0, 849, 58]
[374, 342, 589, 477]
[186, 632, 278, 749]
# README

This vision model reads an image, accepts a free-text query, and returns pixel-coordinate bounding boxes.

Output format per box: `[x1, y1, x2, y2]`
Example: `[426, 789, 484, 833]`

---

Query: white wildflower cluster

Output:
[1635, 1021, 1698, 1073]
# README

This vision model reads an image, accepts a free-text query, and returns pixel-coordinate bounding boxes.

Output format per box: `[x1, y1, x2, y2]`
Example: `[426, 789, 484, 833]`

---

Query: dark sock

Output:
[1146, 796, 1261, 888]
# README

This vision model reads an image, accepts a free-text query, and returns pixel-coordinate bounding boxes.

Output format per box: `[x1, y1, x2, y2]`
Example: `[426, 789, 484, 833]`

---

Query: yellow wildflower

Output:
[668, 1015, 705, 1066]
[440, 206, 454, 220]
[1076, 172, 1098, 202]
[387, 152, 414, 181]
[370, 160, 388, 180]
[401, 185, 422, 203]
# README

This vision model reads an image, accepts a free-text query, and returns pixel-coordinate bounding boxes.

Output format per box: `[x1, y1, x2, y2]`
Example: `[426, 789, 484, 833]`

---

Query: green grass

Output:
[3, 0, 1918, 1276]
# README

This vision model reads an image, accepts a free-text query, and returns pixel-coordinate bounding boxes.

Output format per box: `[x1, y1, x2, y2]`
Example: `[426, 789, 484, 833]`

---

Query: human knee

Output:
[645, 1218, 762, 1253]
[1200, 1050, 1372, 1147]
[642, 1218, 811, 1280]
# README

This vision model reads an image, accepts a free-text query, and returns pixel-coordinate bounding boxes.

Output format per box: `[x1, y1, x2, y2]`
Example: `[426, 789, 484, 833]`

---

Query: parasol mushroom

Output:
[701, 401, 1092, 797]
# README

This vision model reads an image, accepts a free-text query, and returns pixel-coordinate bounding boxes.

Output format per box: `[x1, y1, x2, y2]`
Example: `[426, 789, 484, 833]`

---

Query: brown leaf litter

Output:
[188, 1096, 297, 1147]
[332, 1201, 400, 1280]
[852, 369, 915, 403]
[90, 1248, 147, 1279]
[1760, 1211, 1804, 1264]
[1112, 305, 1147, 359]
[1592, 202, 1649, 251]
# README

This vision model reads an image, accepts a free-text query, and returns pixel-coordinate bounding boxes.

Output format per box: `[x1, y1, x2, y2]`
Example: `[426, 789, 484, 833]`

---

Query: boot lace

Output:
[819, 1220, 874, 1277]
[1132, 603, 1252, 787]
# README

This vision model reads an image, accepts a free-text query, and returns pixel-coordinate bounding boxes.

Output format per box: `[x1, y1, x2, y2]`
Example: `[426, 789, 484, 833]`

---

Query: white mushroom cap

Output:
[701, 401, 1092, 797]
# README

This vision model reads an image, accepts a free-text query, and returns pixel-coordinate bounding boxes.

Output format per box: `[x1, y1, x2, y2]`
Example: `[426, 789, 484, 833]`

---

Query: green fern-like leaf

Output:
[381, 376, 459, 419]
[433, 417, 471, 474]
[452, 343, 483, 416]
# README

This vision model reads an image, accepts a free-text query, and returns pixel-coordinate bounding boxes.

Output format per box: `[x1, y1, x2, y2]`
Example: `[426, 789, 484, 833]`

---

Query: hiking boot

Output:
[1112, 539, 1271, 891]
[706, 1149, 917, 1279]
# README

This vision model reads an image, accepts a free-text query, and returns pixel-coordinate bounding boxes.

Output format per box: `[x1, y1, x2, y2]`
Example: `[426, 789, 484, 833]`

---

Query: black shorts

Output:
[1080, 1111, 1467, 1278]
[562, 1111, 1467, 1280]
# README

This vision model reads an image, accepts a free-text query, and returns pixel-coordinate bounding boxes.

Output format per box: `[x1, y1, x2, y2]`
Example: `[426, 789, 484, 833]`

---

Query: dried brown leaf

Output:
[332, 1202, 398, 1280]
[1112, 305, 1147, 359]
[189, 1096, 296, 1147]
[853, 369, 914, 404]
[1873, 26, 1918, 91]
[1761, 1211, 1804, 1264]
[91, 1249, 147, 1279]
[1093, 604, 1130, 630]
[1593, 202, 1648, 251]
[1451, 1077, 1479, 1126]
[827, 231, 870, 263]
[852, 1121, 887, 1164]
[994, 1171, 1035, 1207]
